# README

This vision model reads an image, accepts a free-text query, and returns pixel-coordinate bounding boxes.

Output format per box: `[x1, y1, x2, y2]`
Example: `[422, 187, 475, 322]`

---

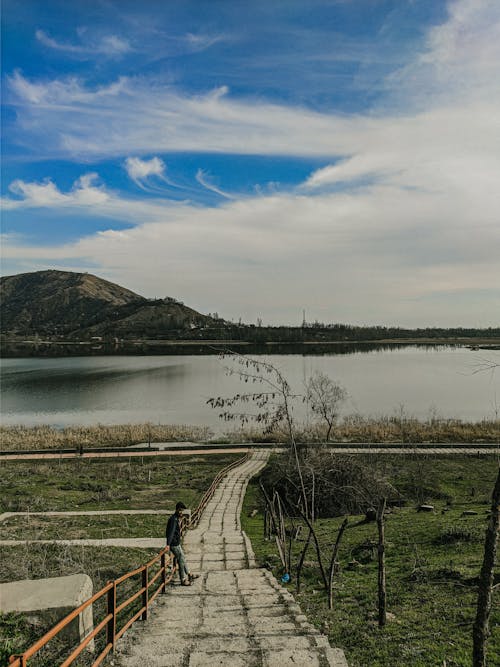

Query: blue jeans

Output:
[170, 544, 189, 582]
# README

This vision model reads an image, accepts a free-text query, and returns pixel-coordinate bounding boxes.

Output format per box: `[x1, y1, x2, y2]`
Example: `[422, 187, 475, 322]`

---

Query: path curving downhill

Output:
[116, 450, 348, 667]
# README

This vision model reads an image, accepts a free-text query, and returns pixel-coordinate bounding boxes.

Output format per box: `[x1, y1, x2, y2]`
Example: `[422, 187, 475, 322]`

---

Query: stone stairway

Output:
[115, 450, 348, 667]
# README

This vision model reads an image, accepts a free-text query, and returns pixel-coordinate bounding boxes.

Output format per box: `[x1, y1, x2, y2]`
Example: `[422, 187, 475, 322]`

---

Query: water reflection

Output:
[1, 348, 498, 427]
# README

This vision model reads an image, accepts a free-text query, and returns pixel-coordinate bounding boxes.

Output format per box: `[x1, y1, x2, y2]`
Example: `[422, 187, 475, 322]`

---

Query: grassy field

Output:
[242, 454, 500, 667]
[0, 513, 170, 541]
[0, 453, 240, 513]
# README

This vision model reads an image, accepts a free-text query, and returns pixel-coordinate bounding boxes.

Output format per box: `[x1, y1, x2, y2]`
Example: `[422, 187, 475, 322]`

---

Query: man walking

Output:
[166, 502, 198, 586]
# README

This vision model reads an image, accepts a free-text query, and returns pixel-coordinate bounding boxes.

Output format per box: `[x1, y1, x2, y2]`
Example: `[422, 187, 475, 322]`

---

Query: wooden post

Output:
[377, 498, 387, 628]
[106, 581, 116, 651]
[161, 551, 167, 593]
[472, 466, 500, 667]
[141, 566, 149, 621]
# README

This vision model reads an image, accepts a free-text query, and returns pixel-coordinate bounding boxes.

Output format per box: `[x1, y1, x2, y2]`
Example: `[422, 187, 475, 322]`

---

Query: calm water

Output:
[1, 348, 499, 428]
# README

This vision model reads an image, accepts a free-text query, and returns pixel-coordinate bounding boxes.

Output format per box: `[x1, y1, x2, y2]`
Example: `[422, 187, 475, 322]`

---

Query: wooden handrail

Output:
[8, 450, 250, 666]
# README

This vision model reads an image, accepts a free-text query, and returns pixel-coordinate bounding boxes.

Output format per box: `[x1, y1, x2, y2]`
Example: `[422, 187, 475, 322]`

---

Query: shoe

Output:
[181, 579, 192, 586]
[188, 573, 200, 581]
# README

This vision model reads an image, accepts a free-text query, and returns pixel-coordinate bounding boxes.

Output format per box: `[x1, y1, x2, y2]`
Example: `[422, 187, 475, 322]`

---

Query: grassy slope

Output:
[242, 455, 500, 667]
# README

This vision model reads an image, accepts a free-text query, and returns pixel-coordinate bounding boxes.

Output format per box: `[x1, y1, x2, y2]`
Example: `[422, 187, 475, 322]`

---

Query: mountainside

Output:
[0, 270, 212, 337]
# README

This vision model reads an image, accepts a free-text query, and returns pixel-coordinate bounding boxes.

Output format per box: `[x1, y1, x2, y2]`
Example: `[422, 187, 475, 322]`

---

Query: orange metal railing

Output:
[8, 450, 250, 667]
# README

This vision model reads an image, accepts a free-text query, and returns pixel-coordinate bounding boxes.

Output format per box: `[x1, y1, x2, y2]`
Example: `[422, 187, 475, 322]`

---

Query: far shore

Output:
[1, 336, 499, 358]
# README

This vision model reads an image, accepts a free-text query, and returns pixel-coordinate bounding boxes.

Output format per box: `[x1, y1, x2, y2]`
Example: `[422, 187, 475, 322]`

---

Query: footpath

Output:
[115, 449, 348, 667]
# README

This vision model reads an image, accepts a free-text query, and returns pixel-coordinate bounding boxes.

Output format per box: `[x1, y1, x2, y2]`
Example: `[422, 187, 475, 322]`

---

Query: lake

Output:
[0, 347, 499, 428]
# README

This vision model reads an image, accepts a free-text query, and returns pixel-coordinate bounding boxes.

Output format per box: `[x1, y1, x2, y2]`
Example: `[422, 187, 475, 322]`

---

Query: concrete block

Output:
[0, 574, 94, 651]
[325, 647, 350, 666]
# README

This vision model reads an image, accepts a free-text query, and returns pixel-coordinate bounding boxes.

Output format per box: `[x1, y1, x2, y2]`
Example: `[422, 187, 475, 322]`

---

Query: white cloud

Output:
[8, 70, 129, 106]
[35, 29, 132, 57]
[2, 178, 499, 326]
[125, 156, 165, 180]
[385, 0, 500, 107]
[4, 174, 109, 210]
[184, 32, 225, 52]
[195, 169, 234, 199]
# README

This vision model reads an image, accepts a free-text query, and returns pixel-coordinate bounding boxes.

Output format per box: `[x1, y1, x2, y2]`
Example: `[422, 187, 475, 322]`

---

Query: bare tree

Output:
[207, 351, 311, 519]
[472, 465, 500, 667]
[306, 371, 347, 441]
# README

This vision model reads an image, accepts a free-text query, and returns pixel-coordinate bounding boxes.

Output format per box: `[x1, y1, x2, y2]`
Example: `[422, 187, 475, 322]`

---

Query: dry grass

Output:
[0, 415, 498, 452]
[219, 415, 500, 444]
[0, 423, 212, 451]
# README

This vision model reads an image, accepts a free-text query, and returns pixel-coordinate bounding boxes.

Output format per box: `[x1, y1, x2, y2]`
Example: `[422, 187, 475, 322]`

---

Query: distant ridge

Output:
[1, 270, 499, 356]
[0, 270, 212, 337]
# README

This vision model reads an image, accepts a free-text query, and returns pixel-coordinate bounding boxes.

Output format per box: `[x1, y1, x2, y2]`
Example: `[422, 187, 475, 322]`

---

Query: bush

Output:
[260, 447, 397, 517]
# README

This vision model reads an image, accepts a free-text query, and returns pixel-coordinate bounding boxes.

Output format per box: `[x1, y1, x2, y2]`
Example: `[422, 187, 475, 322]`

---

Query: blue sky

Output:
[1, 0, 499, 326]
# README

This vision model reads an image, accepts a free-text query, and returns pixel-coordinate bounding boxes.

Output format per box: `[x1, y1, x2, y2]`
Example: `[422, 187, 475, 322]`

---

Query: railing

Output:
[8, 450, 250, 666]
[190, 450, 251, 527]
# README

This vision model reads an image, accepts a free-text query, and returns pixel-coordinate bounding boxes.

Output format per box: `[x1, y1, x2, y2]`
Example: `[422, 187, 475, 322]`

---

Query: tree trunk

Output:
[472, 466, 500, 667]
[326, 421, 333, 442]
[328, 517, 348, 609]
[377, 497, 387, 628]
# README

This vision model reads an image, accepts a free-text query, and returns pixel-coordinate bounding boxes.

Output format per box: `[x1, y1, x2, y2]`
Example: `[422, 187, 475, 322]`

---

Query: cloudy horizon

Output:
[2, 0, 499, 327]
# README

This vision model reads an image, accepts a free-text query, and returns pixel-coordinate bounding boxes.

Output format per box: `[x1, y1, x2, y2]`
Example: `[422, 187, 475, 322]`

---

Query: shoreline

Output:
[1, 337, 499, 358]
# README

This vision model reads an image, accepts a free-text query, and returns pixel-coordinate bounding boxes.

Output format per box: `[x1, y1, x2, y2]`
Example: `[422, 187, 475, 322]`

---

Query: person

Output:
[165, 501, 198, 586]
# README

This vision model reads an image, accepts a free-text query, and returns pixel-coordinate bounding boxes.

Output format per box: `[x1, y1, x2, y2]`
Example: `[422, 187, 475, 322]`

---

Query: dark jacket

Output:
[166, 513, 181, 547]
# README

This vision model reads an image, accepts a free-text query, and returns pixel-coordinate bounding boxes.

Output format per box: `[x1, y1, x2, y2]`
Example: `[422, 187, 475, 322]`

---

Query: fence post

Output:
[106, 581, 116, 651]
[161, 551, 167, 593]
[142, 566, 148, 620]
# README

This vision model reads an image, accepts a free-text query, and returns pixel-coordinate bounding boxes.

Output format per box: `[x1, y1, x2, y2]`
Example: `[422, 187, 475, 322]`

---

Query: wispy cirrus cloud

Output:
[195, 169, 234, 199]
[35, 29, 132, 58]
[8, 70, 129, 105]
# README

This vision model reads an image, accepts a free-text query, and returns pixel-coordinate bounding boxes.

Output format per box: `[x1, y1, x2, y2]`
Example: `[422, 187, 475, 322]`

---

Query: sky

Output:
[1, 0, 499, 327]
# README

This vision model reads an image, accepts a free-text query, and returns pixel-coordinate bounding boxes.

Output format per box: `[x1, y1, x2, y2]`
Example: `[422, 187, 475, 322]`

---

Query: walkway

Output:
[115, 450, 348, 667]
[2, 443, 497, 461]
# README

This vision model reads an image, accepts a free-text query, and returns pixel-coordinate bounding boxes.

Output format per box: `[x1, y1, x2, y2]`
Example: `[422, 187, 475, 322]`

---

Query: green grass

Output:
[0, 514, 169, 540]
[242, 455, 500, 667]
[0, 453, 240, 513]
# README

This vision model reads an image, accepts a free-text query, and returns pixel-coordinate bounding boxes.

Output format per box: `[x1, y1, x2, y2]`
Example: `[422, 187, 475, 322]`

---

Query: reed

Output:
[0, 423, 212, 451]
[0, 414, 498, 451]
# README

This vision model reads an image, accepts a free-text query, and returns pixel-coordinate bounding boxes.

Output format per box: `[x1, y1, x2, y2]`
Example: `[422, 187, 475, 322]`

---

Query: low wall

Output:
[0, 573, 95, 652]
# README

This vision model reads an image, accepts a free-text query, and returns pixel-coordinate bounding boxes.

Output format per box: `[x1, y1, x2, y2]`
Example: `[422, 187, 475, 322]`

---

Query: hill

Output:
[0, 270, 212, 338]
[1, 271, 499, 356]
